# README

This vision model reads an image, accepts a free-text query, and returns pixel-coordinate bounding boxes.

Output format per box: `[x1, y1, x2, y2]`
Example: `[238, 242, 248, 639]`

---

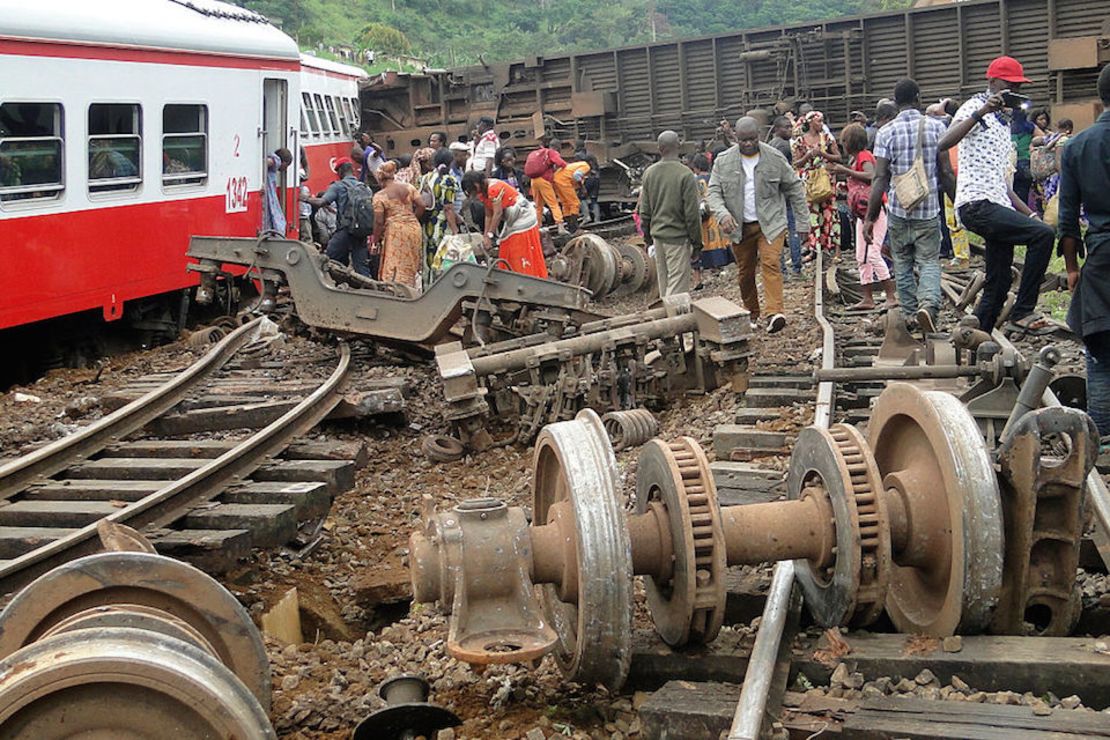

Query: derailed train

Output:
[358, 0, 1110, 206]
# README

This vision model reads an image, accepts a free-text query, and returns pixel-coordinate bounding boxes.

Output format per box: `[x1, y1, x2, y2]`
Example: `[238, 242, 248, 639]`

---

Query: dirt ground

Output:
[2, 249, 1104, 738]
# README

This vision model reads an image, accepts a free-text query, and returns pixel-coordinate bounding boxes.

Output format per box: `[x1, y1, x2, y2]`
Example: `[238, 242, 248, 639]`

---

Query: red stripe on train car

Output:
[0, 37, 300, 71]
[0, 189, 295, 330]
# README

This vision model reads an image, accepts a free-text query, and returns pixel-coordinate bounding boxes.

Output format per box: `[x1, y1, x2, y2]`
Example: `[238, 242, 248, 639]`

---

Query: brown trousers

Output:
[730, 221, 784, 320]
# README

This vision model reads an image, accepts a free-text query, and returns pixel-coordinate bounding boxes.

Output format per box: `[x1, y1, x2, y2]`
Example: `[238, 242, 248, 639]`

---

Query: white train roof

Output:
[301, 53, 369, 79]
[0, 0, 299, 61]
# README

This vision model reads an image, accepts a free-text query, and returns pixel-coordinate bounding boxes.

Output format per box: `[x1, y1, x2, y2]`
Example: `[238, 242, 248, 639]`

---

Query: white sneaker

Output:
[767, 314, 787, 334]
[749, 319, 760, 332]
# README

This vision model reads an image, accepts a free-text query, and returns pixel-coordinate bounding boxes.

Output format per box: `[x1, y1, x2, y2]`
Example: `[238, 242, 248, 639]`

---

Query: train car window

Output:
[302, 92, 321, 137]
[0, 102, 64, 203]
[337, 97, 351, 139]
[349, 97, 360, 128]
[162, 104, 207, 187]
[299, 107, 309, 137]
[88, 103, 141, 193]
[323, 96, 340, 135]
[313, 94, 329, 136]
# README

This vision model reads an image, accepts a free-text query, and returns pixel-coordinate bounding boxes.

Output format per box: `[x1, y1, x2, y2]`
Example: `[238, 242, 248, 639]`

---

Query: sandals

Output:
[1004, 313, 1061, 337]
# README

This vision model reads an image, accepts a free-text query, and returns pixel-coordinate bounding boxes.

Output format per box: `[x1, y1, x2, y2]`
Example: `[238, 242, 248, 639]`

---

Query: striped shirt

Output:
[873, 108, 947, 220]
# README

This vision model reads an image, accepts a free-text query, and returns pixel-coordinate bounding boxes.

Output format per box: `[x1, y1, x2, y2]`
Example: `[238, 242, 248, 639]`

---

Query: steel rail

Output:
[940, 275, 1110, 569]
[0, 317, 265, 500]
[729, 250, 836, 739]
[0, 342, 352, 594]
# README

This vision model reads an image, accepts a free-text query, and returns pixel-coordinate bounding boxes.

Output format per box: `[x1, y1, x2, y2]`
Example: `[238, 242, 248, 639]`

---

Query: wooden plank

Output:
[250, 459, 355, 495]
[146, 400, 300, 435]
[710, 461, 784, 504]
[182, 503, 297, 547]
[712, 425, 788, 459]
[222, 481, 331, 519]
[0, 526, 80, 558]
[795, 633, 1110, 710]
[63, 458, 355, 494]
[24, 480, 165, 501]
[0, 500, 122, 528]
[104, 439, 370, 467]
[640, 683, 849, 740]
[149, 528, 252, 572]
[842, 697, 1110, 739]
[743, 387, 813, 408]
[734, 408, 789, 424]
[748, 376, 814, 389]
[628, 632, 1110, 707]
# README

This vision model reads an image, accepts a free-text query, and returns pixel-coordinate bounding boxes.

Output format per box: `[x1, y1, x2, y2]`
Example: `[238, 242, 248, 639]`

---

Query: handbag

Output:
[1043, 193, 1059, 227]
[1030, 135, 1060, 181]
[892, 116, 930, 212]
[806, 166, 834, 204]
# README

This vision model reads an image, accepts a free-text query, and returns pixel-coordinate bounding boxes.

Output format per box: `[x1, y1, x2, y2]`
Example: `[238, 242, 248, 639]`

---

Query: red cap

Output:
[333, 157, 353, 172]
[985, 56, 1031, 84]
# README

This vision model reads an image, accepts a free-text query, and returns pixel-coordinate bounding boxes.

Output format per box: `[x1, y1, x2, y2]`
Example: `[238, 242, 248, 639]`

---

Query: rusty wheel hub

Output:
[788, 424, 891, 628]
[869, 383, 1003, 635]
[635, 438, 727, 646]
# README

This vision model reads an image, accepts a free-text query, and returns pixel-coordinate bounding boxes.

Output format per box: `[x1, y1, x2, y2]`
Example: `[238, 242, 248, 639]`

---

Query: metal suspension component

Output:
[602, 408, 659, 451]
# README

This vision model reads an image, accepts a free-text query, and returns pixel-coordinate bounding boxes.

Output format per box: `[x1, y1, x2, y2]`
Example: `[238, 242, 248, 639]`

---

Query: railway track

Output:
[0, 317, 359, 593]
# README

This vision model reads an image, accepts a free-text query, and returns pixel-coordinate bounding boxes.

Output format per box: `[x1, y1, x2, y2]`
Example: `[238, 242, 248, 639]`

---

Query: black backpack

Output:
[340, 179, 375, 238]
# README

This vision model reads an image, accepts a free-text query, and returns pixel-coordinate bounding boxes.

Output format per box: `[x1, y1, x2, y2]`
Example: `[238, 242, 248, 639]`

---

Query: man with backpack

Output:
[308, 158, 376, 277]
[526, 135, 569, 234]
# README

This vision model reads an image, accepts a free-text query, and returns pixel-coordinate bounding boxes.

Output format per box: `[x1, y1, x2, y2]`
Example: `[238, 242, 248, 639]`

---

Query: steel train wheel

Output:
[0, 627, 275, 739]
[612, 242, 650, 297]
[788, 424, 891, 628]
[0, 552, 271, 708]
[635, 438, 727, 646]
[868, 383, 1003, 635]
[532, 409, 632, 690]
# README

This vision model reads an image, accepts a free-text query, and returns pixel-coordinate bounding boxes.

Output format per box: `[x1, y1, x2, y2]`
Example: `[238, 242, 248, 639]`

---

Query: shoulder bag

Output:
[891, 116, 930, 212]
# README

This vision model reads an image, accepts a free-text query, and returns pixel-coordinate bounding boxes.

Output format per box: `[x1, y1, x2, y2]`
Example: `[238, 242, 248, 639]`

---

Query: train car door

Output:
[261, 78, 290, 234]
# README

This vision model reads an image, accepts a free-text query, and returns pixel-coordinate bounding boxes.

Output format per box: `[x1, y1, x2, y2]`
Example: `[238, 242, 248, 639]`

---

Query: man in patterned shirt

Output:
[864, 78, 955, 332]
[938, 56, 1055, 335]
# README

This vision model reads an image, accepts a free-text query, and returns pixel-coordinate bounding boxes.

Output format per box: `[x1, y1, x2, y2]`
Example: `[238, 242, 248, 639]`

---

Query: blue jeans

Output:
[780, 201, 802, 274]
[887, 213, 942, 320]
[1086, 332, 1110, 439]
[325, 228, 370, 277]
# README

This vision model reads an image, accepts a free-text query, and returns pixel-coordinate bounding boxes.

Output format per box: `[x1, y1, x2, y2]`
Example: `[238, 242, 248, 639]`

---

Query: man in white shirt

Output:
[938, 56, 1055, 335]
[707, 117, 809, 333]
[468, 116, 498, 176]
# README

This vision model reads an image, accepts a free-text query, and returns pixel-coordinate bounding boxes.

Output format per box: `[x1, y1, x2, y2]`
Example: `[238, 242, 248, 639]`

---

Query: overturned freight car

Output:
[356, 0, 1109, 205]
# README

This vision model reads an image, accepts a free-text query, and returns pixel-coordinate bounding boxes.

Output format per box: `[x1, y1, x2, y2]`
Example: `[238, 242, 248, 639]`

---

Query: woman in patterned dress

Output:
[419, 148, 462, 282]
[791, 111, 842, 257]
[372, 161, 426, 289]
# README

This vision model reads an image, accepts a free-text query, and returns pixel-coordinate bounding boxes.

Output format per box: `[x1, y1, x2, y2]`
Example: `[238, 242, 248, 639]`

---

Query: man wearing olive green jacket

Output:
[707, 117, 809, 333]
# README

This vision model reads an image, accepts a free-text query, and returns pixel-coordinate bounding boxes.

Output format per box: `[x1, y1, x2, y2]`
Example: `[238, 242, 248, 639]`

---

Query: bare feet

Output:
[848, 301, 876, 310]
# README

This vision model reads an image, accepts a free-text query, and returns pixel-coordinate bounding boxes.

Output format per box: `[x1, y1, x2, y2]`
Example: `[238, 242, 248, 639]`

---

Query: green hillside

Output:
[239, 0, 912, 69]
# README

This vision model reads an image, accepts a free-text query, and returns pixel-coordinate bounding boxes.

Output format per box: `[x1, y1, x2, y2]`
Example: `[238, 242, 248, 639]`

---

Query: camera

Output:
[1001, 90, 1032, 111]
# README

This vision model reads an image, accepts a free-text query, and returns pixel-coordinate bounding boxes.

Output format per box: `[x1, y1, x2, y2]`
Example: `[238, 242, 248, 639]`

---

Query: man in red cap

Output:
[307, 158, 373, 277]
[939, 56, 1055, 336]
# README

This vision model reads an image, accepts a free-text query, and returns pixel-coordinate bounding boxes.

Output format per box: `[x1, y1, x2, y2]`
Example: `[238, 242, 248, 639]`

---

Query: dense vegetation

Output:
[239, 0, 911, 68]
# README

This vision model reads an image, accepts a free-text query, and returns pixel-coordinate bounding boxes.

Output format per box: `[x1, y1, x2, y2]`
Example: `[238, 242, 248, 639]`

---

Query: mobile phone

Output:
[1001, 91, 1032, 110]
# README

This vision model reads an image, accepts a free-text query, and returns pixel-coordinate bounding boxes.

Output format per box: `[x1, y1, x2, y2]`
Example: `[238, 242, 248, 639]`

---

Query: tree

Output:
[357, 22, 412, 56]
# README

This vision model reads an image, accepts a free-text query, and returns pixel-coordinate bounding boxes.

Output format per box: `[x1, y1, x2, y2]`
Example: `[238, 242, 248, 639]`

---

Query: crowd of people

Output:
[637, 55, 1101, 345]
[271, 120, 603, 292]
[262, 57, 1110, 435]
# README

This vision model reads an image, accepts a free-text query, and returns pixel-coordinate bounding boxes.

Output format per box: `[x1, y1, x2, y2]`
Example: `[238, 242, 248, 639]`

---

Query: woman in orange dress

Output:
[460, 171, 548, 278]
[372, 161, 425, 289]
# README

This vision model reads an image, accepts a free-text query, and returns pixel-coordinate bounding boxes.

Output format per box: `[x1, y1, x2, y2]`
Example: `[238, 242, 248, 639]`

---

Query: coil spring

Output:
[602, 409, 659, 452]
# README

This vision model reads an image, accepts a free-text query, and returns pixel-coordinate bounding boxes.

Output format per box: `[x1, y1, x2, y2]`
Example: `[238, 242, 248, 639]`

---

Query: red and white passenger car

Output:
[0, 0, 364, 378]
